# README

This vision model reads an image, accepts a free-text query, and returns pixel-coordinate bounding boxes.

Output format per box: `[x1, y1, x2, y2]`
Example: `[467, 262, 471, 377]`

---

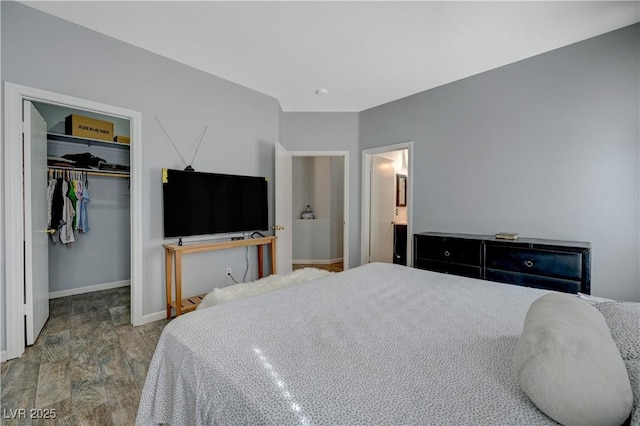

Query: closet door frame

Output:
[3, 82, 144, 361]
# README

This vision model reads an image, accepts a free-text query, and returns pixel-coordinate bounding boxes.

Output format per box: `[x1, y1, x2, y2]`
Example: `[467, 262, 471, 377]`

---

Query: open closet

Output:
[29, 100, 132, 343]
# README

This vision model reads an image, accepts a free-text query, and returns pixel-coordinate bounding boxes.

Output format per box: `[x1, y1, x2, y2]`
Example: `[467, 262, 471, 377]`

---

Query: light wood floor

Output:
[0, 287, 168, 425]
[293, 261, 344, 273]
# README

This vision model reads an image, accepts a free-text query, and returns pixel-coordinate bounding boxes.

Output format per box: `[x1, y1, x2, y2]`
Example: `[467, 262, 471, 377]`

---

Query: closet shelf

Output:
[47, 132, 131, 149]
[48, 165, 130, 178]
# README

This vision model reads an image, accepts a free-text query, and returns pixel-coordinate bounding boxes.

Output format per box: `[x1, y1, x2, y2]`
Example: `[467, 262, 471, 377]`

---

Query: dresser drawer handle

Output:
[524, 260, 534, 268]
[444, 250, 451, 257]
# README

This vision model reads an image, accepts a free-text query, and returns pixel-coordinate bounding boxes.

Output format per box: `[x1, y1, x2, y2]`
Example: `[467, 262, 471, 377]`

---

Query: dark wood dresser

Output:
[413, 232, 591, 294]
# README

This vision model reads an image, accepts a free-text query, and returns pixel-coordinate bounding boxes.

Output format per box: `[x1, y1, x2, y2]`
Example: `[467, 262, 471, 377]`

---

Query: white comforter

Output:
[137, 263, 558, 425]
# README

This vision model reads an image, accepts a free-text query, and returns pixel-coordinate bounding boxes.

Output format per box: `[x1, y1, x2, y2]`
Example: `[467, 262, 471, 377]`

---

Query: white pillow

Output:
[513, 293, 633, 426]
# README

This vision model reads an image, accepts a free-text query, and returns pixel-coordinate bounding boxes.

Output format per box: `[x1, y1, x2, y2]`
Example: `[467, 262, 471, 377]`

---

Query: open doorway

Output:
[361, 142, 413, 266]
[291, 156, 345, 272]
[273, 144, 349, 275]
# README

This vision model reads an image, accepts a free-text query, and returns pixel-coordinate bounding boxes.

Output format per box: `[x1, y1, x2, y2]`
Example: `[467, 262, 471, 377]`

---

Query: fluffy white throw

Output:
[197, 267, 331, 310]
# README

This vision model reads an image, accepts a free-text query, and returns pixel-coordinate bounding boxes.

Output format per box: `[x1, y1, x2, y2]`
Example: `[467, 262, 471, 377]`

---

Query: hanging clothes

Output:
[46, 178, 56, 230]
[59, 180, 76, 245]
[68, 179, 78, 230]
[48, 171, 91, 243]
[75, 179, 83, 231]
[49, 177, 65, 243]
[76, 180, 90, 233]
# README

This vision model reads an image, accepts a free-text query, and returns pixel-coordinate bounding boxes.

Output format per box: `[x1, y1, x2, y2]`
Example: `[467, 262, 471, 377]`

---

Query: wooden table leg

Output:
[175, 252, 183, 316]
[258, 244, 264, 278]
[271, 239, 277, 275]
[165, 248, 173, 319]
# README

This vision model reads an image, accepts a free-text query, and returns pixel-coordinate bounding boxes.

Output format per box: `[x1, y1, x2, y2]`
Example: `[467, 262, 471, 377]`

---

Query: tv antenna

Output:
[155, 116, 208, 171]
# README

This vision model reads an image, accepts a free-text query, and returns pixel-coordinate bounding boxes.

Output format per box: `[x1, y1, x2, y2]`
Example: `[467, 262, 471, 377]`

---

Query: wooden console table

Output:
[164, 236, 277, 318]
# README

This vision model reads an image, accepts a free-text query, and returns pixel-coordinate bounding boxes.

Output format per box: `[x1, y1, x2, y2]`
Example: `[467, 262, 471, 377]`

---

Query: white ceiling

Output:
[21, 1, 640, 112]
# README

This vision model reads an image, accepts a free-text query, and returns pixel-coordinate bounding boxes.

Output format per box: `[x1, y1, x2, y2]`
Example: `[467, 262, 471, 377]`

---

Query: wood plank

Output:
[175, 253, 183, 316]
[271, 238, 277, 274]
[165, 248, 172, 319]
[258, 244, 264, 278]
[168, 294, 206, 315]
[163, 236, 276, 254]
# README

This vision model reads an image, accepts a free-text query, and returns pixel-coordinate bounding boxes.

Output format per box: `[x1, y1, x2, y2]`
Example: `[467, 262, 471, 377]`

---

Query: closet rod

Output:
[47, 166, 130, 179]
[84, 171, 130, 178]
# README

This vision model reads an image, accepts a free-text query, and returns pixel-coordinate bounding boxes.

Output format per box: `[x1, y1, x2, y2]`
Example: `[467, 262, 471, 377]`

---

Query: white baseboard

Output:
[1, 351, 7, 363]
[293, 257, 343, 265]
[49, 280, 130, 299]
[140, 310, 167, 325]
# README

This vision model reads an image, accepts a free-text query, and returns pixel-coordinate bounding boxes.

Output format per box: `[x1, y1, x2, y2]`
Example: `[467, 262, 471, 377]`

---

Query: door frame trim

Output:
[2, 82, 143, 360]
[289, 150, 350, 270]
[361, 142, 414, 266]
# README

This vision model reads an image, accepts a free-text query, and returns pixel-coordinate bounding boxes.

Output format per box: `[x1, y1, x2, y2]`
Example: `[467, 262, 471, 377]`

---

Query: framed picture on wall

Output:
[396, 174, 407, 207]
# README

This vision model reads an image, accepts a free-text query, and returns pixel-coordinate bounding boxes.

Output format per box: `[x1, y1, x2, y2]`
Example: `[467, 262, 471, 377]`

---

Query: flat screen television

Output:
[162, 168, 268, 238]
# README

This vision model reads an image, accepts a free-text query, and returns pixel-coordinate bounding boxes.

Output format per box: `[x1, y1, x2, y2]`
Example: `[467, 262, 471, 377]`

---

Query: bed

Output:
[137, 263, 637, 425]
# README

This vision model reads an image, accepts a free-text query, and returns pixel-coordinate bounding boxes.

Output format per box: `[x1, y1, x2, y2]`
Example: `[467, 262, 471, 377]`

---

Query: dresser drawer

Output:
[413, 232, 590, 294]
[415, 236, 482, 266]
[485, 245, 583, 281]
[485, 269, 581, 294]
[415, 259, 482, 279]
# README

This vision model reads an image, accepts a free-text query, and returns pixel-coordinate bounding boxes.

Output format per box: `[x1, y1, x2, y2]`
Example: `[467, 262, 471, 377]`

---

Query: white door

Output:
[369, 156, 395, 263]
[23, 100, 50, 345]
[274, 142, 293, 274]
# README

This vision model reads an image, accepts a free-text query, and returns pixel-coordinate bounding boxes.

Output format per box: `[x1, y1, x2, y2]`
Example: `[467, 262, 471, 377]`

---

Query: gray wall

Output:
[1, 2, 280, 350]
[360, 24, 640, 301]
[293, 219, 331, 261]
[280, 112, 360, 268]
[292, 157, 315, 218]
